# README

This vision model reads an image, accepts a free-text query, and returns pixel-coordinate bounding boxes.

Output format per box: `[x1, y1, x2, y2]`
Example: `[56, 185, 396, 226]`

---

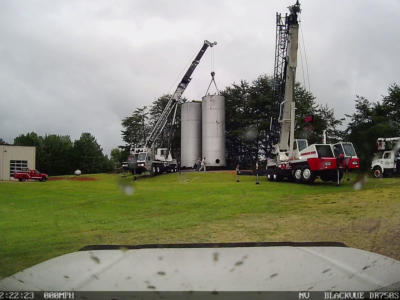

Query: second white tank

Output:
[181, 101, 202, 168]
[202, 95, 226, 167]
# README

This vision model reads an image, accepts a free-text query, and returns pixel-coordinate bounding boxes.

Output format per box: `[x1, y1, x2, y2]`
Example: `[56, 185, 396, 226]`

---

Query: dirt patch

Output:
[48, 177, 65, 181]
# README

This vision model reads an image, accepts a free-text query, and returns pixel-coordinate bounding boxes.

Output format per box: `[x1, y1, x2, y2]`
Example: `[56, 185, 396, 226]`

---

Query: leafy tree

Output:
[121, 95, 182, 160]
[14, 132, 42, 147]
[382, 83, 400, 129]
[223, 76, 275, 167]
[0, 138, 7, 145]
[148, 94, 182, 157]
[13, 131, 113, 175]
[110, 148, 122, 165]
[344, 88, 400, 170]
[102, 155, 115, 172]
[14, 132, 45, 170]
[72, 133, 111, 174]
[222, 75, 342, 167]
[110, 147, 129, 167]
[223, 80, 250, 166]
[40, 135, 74, 175]
[121, 106, 149, 149]
[294, 86, 344, 144]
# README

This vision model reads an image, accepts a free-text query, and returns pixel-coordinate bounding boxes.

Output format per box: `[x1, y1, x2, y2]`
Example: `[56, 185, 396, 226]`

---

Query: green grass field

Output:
[1, 171, 399, 278]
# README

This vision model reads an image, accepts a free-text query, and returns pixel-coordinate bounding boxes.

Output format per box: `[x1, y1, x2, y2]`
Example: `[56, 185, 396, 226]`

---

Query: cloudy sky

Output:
[1, 0, 399, 155]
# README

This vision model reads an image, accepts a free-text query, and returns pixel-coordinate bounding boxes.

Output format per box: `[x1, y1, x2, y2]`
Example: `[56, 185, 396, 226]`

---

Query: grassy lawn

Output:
[1, 172, 399, 278]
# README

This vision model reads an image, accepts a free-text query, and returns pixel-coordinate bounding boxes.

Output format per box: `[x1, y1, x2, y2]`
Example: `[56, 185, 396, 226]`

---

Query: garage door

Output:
[10, 160, 28, 177]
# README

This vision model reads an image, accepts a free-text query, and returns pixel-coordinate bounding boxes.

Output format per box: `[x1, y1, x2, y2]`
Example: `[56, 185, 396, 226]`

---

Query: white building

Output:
[0, 145, 36, 180]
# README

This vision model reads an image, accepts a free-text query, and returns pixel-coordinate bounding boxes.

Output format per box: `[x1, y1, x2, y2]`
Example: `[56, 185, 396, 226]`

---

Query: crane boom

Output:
[145, 40, 217, 149]
[266, 1, 300, 157]
[278, 2, 300, 156]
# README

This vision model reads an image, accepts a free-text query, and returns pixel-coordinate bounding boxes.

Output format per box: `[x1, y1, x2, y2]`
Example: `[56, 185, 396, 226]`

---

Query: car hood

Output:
[1, 242, 399, 291]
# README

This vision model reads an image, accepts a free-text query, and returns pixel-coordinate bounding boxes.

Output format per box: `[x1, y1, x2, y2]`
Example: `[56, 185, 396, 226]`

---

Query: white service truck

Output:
[371, 137, 400, 178]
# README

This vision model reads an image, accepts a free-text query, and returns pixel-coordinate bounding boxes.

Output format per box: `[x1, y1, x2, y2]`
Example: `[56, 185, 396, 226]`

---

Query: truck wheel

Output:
[301, 167, 315, 184]
[373, 166, 383, 178]
[40, 177, 47, 182]
[266, 169, 273, 181]
[21, 178, 26, 182]
[18, 178, 22, 182]
[273, 169, 282, 182]
[150, 165, 156, 176]
[293, 167, 302, 183]
[267, 173, 273, 181]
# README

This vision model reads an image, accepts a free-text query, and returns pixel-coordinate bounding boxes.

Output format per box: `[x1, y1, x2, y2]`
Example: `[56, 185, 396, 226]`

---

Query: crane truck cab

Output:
[131, 147, 177, 176]
[267, 139, 360, 184]
[333, 142, 360, 171]
[292, 141, 338, 183]
[267, 139, 341, 184]
[371, 137, 400, 178]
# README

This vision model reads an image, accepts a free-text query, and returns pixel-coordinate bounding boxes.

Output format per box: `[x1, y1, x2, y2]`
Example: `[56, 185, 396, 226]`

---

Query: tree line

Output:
[345, 84, 400, 169]
[3, 77, 398, 174]
[1, 132, 115, 176]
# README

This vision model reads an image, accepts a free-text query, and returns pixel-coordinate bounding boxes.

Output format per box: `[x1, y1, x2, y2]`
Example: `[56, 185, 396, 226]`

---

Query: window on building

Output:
[10, 160, 28, 177]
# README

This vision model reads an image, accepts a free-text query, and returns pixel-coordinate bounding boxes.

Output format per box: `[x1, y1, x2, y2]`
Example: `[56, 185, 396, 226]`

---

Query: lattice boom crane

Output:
[266, 1, 360, 184]
[126, 40, 217, 176]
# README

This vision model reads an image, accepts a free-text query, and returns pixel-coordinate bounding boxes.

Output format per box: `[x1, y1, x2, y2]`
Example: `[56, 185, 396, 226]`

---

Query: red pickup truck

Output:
[13, 169, 48, 182]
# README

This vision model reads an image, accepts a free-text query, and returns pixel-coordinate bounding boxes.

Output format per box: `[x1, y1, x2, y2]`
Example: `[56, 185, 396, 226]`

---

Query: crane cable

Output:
[205, 71, 220, 95]
[205, 46, 220, 95]
[300, 24, 311, 92]
[298, 36, 307, 90]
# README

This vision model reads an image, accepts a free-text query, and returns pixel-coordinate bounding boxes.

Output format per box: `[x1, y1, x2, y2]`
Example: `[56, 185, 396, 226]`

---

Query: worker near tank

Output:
[195, 158, 201, 171]
[199, 157, 206, 172]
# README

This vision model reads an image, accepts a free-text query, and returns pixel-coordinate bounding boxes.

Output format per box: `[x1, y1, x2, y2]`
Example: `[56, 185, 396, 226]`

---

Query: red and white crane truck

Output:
[265, 1, 360, 184]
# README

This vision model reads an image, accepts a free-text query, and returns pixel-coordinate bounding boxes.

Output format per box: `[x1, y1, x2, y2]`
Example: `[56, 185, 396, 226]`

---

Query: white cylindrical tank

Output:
[202, 95, 226, 167]
[181, 101, 202, 168]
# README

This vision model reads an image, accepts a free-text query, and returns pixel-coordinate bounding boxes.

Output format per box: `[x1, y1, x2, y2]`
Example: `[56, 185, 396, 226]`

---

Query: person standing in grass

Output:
[199, 157, 206, 172]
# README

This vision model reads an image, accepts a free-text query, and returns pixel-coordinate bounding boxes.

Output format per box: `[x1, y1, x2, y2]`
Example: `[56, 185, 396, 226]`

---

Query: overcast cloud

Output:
[1, 0, 399, 155]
